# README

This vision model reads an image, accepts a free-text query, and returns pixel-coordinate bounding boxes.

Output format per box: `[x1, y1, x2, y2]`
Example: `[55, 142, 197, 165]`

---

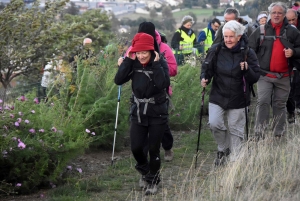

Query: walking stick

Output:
[111, 85, 122, 166]
[195, 87, 205, 169]
[243, 77, 249, 141]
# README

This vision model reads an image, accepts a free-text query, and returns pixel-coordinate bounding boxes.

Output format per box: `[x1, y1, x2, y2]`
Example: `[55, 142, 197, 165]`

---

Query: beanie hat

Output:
[181, 15, 194, 25]
[130, 33, 154, 53]
[138, 21, 160, 53]
[257, 13, 268, 21]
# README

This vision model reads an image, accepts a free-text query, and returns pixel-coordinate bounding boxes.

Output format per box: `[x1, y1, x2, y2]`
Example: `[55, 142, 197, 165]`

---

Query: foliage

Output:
[0, 93, 92, 195]
[64, 40, 130, 149]
[169, 62, 210, 130]
[0, 0, 112, 92]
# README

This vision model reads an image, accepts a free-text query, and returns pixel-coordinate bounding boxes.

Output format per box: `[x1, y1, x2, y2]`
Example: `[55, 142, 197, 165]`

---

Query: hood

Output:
[155, 30, 162, 45]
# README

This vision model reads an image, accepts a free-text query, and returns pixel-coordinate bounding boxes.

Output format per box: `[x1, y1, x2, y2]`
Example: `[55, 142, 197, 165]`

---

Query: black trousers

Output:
[161, 123, 173, 151]
[130, 121, 166, 182]
[286, 71, 300, 114]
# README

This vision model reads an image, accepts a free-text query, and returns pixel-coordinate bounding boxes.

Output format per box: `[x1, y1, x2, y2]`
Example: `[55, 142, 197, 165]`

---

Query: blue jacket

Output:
[197, 23, 216, 42]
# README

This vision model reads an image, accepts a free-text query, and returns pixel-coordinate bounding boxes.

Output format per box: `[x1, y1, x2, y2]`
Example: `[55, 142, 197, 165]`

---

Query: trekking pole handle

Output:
[117, 85, 121, 102]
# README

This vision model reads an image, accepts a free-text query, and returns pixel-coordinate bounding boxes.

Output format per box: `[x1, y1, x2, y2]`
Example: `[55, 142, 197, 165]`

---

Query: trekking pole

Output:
[195, 87, 205, 169]
[111, 85, 122, 166]
[243, 76, 249, 141]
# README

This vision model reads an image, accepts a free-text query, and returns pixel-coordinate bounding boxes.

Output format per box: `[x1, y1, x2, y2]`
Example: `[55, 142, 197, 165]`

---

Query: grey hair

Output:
[287, 8, 298, 17]
[224, 7, 240, 19]
[222, 20, 245, 36]
[268, 2, 288, 14]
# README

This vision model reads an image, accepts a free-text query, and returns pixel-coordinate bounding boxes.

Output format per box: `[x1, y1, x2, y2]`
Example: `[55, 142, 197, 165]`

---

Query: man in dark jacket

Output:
[249, 2, 300, 138]
[285, 9, 300, 123]
[213, 7, 253, 45]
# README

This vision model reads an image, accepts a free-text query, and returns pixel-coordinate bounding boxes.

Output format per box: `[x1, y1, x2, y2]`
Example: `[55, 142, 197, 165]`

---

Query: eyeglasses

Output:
[271, 12, 284, 15]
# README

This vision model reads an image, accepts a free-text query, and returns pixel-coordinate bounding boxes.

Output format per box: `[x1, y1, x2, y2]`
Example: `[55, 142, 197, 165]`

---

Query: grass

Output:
[118, 8, 224, 24]
[46, 129, 216, 201]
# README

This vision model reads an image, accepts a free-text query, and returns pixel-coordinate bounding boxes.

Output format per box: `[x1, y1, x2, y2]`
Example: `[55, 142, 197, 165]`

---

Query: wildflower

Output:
[66, 166, 72, 170]
[91, 132, 95, 135]
[12, 137, 17, 141]
[51, 127, 57, 132]
[24, 119, 30, 124]
[14, 122, 19, 127]
[33, 97, 39, 104]
[39, 129, 44, 133]
[85, 129, 91, 133]
[29, 128, 35, 133]
[50, 102, 54, 106]
[17, 118, 22, 123]
[4, 106, 10, 110]
[17, 139, 26, 149]
[18, 96, 25, 101]
[76, 168, 82, 173]
[2, 150, 8, 158]
[9, 113, 14, 118]
[31, 110, 35, 114]
[18, 112, 23, 116]
[16, 183, 22, 187]
[176, 113, 180, 116]
[10, 106, 14, 110]
[0, 99, 2, 103]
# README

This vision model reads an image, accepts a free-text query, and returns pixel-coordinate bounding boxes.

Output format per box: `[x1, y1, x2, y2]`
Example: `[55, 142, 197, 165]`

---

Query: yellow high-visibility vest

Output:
[172, 29, 196, 55]
[203, 27, 213, 52]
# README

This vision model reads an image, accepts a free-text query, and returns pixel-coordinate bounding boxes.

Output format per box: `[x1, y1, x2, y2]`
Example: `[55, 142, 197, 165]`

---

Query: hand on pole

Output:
[201, 78, 208, 88]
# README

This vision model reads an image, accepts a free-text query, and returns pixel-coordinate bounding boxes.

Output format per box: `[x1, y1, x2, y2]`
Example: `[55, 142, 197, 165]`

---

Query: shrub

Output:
[0, 93, 93, 195]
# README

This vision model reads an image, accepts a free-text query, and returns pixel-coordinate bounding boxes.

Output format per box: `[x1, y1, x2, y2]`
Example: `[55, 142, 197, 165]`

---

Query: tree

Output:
[150, 8, 158, 19]
[0, 0, 112, 95]
[64, 1, 79, 15]
[162, 6, 176, 31]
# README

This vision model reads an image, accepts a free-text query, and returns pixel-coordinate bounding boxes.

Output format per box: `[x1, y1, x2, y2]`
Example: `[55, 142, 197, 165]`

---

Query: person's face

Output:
[270, 5, 285, 25]
[183, 22, 193, 29]
[223, 29, 241, 49]
[211, 22, 220, 31]
[136, 51, 151, 64]
[224, 13, 236, 23]
[259, 17, 267, 25]
[286, 12, 298, 26]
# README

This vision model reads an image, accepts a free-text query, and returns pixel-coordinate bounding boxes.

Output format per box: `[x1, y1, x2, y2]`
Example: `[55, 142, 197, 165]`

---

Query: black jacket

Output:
[171, 25, 197, 50]
[248, 18, 300, 75]
[201, 36, 260, 109]
[114, 53, 170, 125]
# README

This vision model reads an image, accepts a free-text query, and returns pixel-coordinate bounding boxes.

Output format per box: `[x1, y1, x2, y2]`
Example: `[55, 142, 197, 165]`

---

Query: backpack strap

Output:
[259, 25, 265, 45]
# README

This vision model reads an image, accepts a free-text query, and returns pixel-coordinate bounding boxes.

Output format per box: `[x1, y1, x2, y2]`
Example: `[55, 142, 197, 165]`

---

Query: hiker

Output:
[248, 2, 300, 138]
[122, 22, 178, 162]
[285, 9, 300, 122]
[115, 33, 170, 195]
[213, 7, 253, 45]
[197, 18, 221, 54]
[252, 11, 268, 29]
[171, 15, 197, 65]
[200, 20, 260, 165]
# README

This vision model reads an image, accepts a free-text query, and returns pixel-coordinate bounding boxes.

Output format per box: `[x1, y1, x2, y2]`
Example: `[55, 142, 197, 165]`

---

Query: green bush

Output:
[0, 93, 92, 195]
[169, 63, 211, 130]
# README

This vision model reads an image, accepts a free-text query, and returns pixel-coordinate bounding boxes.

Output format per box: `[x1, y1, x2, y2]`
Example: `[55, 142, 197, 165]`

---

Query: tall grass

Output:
[175, 124, 300, 201]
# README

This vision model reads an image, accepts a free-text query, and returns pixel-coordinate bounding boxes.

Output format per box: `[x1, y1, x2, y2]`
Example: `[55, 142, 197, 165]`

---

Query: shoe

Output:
[145, 184, 158, 195]
[288, 112, 295, 124]
[139, 176, 147, 189]
[214, 148, 230, 167]
[164, 149, 174, 161]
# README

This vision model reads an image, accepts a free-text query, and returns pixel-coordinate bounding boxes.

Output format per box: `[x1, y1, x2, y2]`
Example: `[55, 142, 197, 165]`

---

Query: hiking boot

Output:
[288, 112, 295, 124]
[164, 149, 174, 161]
[214, 148, 230, 167]
[145, 184, 158, 195]
[139, 176, 147, 189]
